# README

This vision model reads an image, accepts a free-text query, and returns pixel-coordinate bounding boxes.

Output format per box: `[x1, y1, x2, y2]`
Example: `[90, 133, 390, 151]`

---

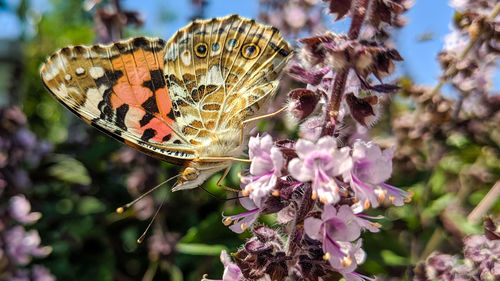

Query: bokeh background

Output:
[0, 0, 498, 280]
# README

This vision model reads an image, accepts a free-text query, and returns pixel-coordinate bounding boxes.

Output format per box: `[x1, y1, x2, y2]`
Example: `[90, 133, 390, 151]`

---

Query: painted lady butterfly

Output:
[40, 15, 292, 191]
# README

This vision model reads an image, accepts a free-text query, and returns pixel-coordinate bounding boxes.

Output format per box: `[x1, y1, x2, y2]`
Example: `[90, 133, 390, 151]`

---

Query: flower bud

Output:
[288, 89, 320, 122]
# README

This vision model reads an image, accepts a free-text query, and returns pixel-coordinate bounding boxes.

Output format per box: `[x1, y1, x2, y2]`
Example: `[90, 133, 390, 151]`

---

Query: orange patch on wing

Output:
[109, 50, 176, 143]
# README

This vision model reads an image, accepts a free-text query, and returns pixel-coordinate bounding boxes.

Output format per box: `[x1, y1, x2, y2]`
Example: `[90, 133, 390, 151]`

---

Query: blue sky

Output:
[1, 0, 498, 91]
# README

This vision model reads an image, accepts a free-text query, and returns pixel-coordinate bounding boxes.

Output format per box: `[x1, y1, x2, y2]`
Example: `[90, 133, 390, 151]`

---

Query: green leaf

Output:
[176, 243, 227, 256]
[380, 249, 409, 266]
[77, 196, 106, 215]
[48, 154, 91, 185]
[422, 193, 455, 219]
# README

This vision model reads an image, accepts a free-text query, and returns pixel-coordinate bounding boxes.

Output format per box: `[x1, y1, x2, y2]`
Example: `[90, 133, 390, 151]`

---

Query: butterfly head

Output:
[172, 160, 230, 191]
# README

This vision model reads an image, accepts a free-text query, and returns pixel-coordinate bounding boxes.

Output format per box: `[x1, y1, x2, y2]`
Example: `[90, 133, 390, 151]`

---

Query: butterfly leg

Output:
[238, 106, 288, 146]
[216, 166, 240, 193]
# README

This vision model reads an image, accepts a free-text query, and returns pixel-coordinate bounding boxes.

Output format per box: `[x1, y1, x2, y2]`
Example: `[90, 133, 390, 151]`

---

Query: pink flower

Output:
[220, 250, 243, 281]
[9, 195, 41, 225]
[32, 265, 55, 281]
[289, 136, 352, 204]
[304, 205, 374, 278]
[201, 250, 242, 281]
[4, 226, 51, 265]
[349, 140, 409, 210]
[241, 135, 284, 207]
[222, 196, 260, 234]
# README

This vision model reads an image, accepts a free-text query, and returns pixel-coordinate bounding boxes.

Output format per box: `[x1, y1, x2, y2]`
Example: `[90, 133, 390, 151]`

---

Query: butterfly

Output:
[40, 14, 292, 191]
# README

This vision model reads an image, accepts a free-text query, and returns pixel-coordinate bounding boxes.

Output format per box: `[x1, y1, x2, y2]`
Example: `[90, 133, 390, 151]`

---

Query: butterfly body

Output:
[41, 15, 292, 191]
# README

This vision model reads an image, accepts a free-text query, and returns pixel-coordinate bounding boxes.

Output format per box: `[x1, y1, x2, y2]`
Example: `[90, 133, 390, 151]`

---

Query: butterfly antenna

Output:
[116, 174, 179, 214]
[137, 198, 165, 244]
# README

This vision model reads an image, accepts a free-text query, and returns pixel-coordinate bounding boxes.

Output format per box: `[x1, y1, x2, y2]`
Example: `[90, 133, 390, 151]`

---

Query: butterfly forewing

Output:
[164, 15, 293, 144]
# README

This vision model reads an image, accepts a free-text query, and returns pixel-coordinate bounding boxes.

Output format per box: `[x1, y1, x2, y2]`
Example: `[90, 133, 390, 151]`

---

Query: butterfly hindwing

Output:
[41, 37, 195, 163]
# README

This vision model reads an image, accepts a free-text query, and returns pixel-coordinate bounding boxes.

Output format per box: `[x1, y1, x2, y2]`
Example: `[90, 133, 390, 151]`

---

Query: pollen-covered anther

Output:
[311, 191, 318, 200]
[376, 188, 387, 203]
[405, 190, 414, 203]
[320, 196, 327, 204]
[342, 255, 352, 267]
[242, 188, 251, 197]
[353, 197, 359, 203]
[238, 172, 247, 183]
[364, 199, 370, 209]
[223, 217, 232, 226]
[240, 223, 247, 230]
[272, 189, 279, 197]
[371, 222, 382, 229]
[323, 252, 331, 260]
[116, 207, 124, 214]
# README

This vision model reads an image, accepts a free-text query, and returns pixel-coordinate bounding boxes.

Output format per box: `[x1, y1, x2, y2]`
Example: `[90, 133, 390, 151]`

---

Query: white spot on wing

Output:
[89, 66, 105, 79]
[76, 67, 85, 75]
[181, 51, 191, 66]
[84, 88, 102, 115]
[64, 74, 72, 81]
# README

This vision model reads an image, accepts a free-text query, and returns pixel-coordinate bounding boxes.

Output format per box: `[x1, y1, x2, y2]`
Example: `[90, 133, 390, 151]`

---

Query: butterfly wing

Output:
[40, 37, 195, 164]
[164, 15, 293, 145]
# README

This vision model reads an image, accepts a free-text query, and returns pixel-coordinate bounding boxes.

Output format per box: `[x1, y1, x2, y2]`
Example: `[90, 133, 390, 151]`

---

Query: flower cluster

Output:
[203, 1, 414, 279]
[0, 107, 54, 281]
[440, 0, 499, 94]
[413, 217, 500, 281]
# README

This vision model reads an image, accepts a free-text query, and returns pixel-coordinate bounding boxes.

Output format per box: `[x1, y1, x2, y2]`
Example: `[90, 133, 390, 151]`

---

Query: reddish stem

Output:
[321, 0, 371, 136]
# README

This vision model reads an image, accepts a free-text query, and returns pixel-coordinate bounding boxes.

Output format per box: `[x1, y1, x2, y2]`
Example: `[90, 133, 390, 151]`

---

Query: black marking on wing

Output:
[139, 112, 155, 127]
[141, 128, 156, 141]
[115, 103, 129, 130]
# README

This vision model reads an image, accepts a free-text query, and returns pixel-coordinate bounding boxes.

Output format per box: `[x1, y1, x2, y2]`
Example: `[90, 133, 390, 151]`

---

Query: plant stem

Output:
[467, 181, 500, 223]
[287, 185, 313, 257]
[322, 0, 371, 136]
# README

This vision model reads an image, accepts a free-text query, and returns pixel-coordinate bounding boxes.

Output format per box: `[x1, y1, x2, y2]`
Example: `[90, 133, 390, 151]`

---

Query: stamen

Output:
[116, 207, 125, 214]
[364, 199, 370, 209]
[272, 189, 280, 197]
[342, 255, 352, 267]
[370, 222, 382, 228]
[223, 217, 232, 226]
[320, 196, 327, 204]
[323, 252, 331, 260]
[241, 223, 247, 230]
[312, 191, 318, 200]
[242, 189, 249, 196]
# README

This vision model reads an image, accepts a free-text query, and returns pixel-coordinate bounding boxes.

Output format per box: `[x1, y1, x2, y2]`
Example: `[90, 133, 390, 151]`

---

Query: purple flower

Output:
[241, 135, 284, 207]
[32, 265, 55, 281]
[304, 205, 366, 275]
[4, 226, 52, 265]
[222, 196, 260, 234]
[9, 195, 41, 225]
[201, 250, 242, 281]
[289, 136, 352, 204]
[220, 250, 243, 281]
[349, 140, 409, 210]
